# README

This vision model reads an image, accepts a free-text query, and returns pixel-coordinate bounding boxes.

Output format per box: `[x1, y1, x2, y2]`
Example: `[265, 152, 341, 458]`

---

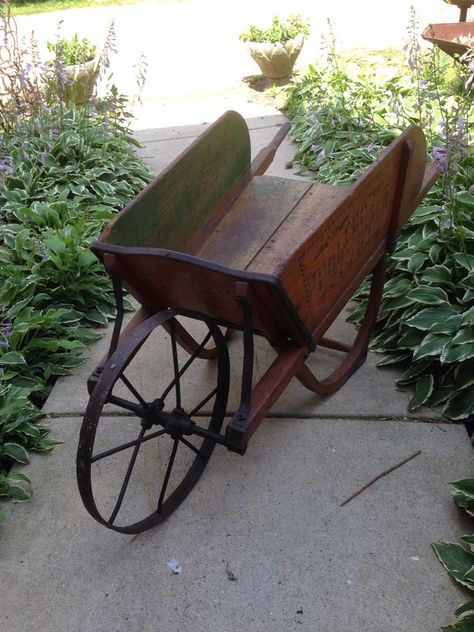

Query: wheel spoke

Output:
[169, 322, 181, 409]
[92, 428, 166, 464]
[107, 427, 146, 526]
[179, 436, 204, 459]
[119, 373, 147, 406]
[188, 386, 218, 417]
[157, 439, 179, 513]
[107, 394, 145, 415]
[160, 330, 213, 402]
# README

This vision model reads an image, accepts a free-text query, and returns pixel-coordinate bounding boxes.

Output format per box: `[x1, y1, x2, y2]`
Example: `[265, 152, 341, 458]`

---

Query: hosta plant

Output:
[434, 479, 474, 630]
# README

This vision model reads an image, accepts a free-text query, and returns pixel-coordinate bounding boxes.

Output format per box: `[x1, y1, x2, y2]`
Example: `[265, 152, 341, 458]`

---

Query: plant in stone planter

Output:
[239, 15, 310, 80]
[47, 33, 99, 106]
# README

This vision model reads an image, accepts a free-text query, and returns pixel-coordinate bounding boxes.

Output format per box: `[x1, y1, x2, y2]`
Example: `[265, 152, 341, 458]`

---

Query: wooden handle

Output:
[250, 121, 292, 176]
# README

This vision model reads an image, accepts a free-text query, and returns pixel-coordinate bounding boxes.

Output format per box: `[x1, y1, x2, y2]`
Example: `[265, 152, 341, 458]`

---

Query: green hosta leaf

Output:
[407, 251, 427, 273]
[460, 273, 474, 290]
[453, 497, 474, 510]
[384, 294, 415, 310]
[6, 485, 32, 502]
[429, 243, 442, 264]
[78, 251, 97, 267]
[463, 539, 474, 554]
[397, 329, 423, 349]
[453, 328, 474, 345]
[462, 289, 474, 304]
[455, 360, 474, 390]
[462, 308, 474, 327]
[455, 191, 474, 208]
[43, 234, 66, 253]
[85, 308, 108, 325]
[376, 351, 411, 367]
[391, 247, 415, 261]
[2, 442, 29, 464]
[422, 265, 452, 286]
[397, 358, 434, 385]
[412, 333, 450, 361]
[452, 479, 474, 508]
[454, 253, 474, 270]
[406, 285, 449, 305]
[409, 374, 434, 410]
[441, 612, 474, 632]
[443, 388, 474, 420]
[7, 472, 31, 484]
[464, 566, 474, 583]
[455, 601, 474, 617]
[405, 306, 458, 331]
[430, 314, 463, 335]
[442, 343, 474, 364]
[433, 542, 474, 590]
[428, 385, 452, 406]
[410, 205, 440, 224]
[383, 277, 412, 297]
[0, 351, 27, 366]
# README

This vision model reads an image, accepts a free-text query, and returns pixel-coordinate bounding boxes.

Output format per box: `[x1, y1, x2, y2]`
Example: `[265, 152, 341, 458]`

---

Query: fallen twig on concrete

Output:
[340, 449, 422, 507]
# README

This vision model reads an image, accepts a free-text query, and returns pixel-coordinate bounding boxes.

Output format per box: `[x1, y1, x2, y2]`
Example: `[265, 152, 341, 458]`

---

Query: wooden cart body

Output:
[78, 111, 438, 533]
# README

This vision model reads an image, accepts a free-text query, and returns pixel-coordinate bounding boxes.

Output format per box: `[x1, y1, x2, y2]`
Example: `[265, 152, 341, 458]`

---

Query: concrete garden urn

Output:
[63, 58, 99, 106]
[247, 34, 305, 80]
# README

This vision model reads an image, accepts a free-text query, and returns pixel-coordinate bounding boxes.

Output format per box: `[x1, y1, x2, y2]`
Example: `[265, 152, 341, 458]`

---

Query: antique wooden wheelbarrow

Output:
[77, 111, 438, 533]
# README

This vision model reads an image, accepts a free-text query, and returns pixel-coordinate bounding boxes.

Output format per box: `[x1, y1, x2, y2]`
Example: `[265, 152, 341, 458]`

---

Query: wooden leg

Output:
[296, 255, 387, 395]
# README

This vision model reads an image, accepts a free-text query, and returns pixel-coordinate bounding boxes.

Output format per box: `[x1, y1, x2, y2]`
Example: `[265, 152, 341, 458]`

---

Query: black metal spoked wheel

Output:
[77, 310, 229, 534]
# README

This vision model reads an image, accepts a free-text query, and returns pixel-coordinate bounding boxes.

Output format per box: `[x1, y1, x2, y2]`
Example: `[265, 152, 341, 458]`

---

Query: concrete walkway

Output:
[2, 1, 473, 631]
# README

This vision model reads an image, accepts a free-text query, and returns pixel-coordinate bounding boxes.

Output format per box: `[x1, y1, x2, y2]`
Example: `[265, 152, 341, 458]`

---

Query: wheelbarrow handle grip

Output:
[250, 121, 292, 176]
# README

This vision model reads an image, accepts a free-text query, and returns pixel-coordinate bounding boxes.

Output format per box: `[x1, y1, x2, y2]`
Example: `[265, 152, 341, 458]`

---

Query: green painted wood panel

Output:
[102, 110, 251, 251]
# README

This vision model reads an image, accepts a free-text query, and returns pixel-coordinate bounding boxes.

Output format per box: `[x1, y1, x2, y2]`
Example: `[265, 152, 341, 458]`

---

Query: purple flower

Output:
[432, 146, 448, 173]
[0, 323, 12, 350]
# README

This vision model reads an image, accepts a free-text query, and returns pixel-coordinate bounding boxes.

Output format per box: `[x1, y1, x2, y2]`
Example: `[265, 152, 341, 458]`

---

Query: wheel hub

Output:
[141, 399, 196, 439]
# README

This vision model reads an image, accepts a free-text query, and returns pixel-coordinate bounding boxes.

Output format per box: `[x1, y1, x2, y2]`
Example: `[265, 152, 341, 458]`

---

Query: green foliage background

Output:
[0, 105, 151, 506]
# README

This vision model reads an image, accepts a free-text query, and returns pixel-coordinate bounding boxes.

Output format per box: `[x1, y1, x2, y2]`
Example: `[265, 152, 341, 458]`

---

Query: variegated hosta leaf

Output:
[433, 542, 474, 590]
[397, 358, 433, 386]
[455, 360, 474, 390]
[413, 333, 450, 361]
[409, 374, 434, 410]
[441, 611, 474, 632]
[452, 480, 474, 510]
[442, 343, 474, 365]
[376, 352, 411, 367]
[443, 388, 474, 420]
[428, 385, 452, 406]
[422, 264, 453, 286]
[405, 306, 459, 331]
[406, 285, 450, 305]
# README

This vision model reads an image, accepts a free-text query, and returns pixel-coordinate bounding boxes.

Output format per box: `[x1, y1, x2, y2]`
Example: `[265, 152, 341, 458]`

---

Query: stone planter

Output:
[62, 58, 99, 106]
[247, 34, 305, 79]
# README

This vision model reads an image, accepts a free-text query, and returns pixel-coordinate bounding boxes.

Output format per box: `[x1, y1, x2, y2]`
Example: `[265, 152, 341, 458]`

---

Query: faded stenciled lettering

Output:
[295, 169, 397, 326]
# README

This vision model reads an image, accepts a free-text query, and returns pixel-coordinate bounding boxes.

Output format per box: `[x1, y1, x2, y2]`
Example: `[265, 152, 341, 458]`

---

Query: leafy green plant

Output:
[0, 105, 151, 513]
[239, 14, 310, 44]
[47, 33, 97, 65]
[433, 479, 474, 630]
